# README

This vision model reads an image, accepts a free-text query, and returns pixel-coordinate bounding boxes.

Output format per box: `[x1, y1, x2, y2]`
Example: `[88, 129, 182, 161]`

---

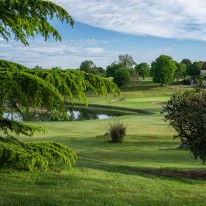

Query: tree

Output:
[0, 59, 120, 136]
[0, 1, 120, 171]
[152, 55, 176, 86]
[135, 63, 150, 79]
[163, 89, 206, 163]
[174, 62, 187, 79]
[106, 62, 120, 77]
[0, 0, 74, 46]
[79, 60, 95, 73]
[95, 66, 106, 76]
[0, 59, 120, 171]
[118, 54, 136, 69]
[187, 61, 202, 76]
[181, 59, 192, 68]
[113, 68, 130, 87]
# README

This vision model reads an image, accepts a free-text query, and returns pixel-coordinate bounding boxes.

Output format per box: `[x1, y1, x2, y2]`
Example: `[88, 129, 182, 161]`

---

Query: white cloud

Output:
[0, 38, 175, 68]
[53, 0, 206, 41]
[0, 39, 122, 68]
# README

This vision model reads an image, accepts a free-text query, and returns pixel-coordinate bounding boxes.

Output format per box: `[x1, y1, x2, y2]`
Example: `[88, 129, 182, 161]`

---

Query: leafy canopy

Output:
[0, 0, 74, 45]
[0, 59, 120, 136]
[152, 55, 176, 86]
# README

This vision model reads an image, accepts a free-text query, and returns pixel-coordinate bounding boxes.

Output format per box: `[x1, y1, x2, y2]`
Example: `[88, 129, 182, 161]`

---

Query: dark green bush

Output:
[108, 122, 126, 142]
[0, 136, 77, 171]
[163, 89, 206, 163]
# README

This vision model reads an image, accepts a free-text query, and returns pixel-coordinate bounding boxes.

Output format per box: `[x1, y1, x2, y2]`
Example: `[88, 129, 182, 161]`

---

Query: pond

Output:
[3, 107, 130, 122]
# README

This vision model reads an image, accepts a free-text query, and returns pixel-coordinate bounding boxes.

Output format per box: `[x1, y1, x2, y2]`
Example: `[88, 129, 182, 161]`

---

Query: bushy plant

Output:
[163, 89, 206, 163]
[0, 136, 77, 171]
[108, 122, 127, 142]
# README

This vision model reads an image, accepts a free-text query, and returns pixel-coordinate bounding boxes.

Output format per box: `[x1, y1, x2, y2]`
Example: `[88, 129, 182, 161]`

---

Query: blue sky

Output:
[0, 0, 206, 69]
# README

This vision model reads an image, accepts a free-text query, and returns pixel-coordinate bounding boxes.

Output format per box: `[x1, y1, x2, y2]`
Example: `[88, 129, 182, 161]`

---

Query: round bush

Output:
[108, 122, 126, 142]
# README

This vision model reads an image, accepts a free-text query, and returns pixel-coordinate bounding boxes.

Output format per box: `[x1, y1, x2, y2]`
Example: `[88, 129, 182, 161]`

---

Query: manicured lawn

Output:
[0, 79, 205, 206]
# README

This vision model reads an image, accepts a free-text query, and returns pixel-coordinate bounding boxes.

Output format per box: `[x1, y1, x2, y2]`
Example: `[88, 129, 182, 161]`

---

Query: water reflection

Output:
[3, 107, 119, 122]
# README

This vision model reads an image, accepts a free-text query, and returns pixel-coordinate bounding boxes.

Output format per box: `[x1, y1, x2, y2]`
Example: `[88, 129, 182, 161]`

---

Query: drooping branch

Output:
[0, 59, 120, 136]
[0, 0, 74, 45]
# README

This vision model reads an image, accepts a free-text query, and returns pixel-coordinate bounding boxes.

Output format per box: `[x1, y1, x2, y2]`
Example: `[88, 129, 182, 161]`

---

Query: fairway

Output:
[0, 82, 206, 206]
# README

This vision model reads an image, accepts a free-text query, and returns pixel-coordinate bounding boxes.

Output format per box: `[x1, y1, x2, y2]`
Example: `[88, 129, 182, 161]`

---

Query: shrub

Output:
[0, 136, 77, 171]
[163, 89, 206, 163]
[108, 122, 127, 142]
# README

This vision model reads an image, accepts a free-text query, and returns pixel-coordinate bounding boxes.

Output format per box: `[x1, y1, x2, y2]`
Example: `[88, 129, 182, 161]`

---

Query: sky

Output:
[1, 0, 206, 69]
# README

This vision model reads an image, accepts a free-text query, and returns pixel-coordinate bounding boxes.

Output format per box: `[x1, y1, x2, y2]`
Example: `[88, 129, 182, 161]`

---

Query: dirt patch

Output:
[133, 168, 206, 180]
[110, 98, 125, 102]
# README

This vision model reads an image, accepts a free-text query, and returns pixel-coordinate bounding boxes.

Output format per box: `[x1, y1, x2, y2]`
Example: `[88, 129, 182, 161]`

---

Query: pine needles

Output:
[0, 136, 77, 171]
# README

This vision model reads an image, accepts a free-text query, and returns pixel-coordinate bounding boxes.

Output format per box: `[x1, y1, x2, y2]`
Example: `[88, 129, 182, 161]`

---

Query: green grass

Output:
[1, 79, 205, 206]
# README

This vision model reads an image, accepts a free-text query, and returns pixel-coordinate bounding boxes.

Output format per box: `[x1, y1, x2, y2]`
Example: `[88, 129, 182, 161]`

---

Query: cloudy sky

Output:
[1, 0, 206, 69]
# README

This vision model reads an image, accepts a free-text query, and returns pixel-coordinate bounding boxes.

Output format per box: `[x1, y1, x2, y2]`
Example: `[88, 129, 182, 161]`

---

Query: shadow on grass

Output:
[77, 159, 206, 182]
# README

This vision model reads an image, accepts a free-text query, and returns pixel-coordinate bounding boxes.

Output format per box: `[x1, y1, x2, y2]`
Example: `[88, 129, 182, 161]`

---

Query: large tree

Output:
[0, 1, 120, 171]
[0, 59, 120, 136]
[152, 55, 176, 86]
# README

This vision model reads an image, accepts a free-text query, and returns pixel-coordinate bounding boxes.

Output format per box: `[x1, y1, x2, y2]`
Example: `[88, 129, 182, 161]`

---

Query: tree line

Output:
[78, 54, 204, 87]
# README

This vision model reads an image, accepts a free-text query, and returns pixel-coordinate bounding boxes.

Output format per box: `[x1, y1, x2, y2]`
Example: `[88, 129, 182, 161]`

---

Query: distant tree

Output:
[187, 61, 202, 76]
[175, 62, 187, 79]
[135, 63, 150, 79]
[94, 66, 106, 76]
[118, 54, 136, 69]
[33, 65, 44, 70]
[113, 68, 130, 87]
[79, 60, 95, 73]
[152, 55, 176, 86]
[106, 62, 120, 77]
[181, 59, 192, 67]
[150, 61, 155, 77]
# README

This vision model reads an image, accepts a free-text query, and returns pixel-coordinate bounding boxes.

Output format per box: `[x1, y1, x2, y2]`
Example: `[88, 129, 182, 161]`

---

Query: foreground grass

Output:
[1, 114, 206, 206]
[1, 80, 205, 206]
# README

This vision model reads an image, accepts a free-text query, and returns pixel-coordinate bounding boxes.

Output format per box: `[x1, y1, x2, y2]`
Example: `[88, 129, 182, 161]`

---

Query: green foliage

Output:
[79, 60, 95, 73]
[135, 63, 150, 79]
[163, 89, 206, 163]
[152, 55, 176, 86]
[108, 122, 127, 142]
[106, 62, 120, 77]
[118, 54, 136, 69]
[94, 66, 106, 76]
[113, 68, 130, 87]
[0, 136, 77, 171]
[0, 59, 120, 136]
[181, 59, 192, 68]
[0, 118, 45, 136]
[0, 0, 74, 46]
[175, 62, 187, 79]
[187, 61, 202, 76]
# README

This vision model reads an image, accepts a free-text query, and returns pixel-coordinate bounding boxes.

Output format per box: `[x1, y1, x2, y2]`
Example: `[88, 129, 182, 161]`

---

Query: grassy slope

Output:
[0, 79, 205, 206]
